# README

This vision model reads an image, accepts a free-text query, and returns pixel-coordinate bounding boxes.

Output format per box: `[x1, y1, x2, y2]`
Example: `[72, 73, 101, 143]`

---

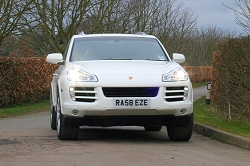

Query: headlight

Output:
[162, 68, 188, 82]
[67, 68, 98, 82]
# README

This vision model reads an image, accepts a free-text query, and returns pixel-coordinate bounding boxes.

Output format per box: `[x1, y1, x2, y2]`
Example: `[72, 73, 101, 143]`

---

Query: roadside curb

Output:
[194, 122, 250, 150]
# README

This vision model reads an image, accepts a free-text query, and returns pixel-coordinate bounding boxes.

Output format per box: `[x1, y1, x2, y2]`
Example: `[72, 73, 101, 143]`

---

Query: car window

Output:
[70, 37, 169, 61]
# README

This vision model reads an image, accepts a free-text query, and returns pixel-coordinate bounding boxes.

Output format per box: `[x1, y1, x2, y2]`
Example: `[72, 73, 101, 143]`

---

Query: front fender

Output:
[51, 82, 58, 107]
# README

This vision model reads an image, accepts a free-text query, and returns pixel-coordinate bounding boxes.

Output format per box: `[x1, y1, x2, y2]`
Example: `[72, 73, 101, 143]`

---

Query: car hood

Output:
[67, 60, 177, 75]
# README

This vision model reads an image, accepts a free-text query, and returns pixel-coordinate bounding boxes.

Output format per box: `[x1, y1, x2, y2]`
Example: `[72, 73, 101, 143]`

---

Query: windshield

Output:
[70, 36, 169, 61]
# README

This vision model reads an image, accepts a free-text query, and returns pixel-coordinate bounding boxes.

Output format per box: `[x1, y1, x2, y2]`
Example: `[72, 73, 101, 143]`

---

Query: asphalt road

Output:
[0, 86, 250, 166]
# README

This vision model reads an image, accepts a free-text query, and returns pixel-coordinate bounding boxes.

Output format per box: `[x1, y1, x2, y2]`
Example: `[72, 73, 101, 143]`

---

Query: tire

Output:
[144, 125, 162, 131]
[56, 95, 79, 140]
[167, 114, 194, 141]
[50, 105, 57, 130]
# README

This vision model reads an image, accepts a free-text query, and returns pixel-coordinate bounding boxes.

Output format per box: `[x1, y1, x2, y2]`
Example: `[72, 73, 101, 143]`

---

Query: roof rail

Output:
[136, 32, 147, 35]
[78, 31, 85, 35]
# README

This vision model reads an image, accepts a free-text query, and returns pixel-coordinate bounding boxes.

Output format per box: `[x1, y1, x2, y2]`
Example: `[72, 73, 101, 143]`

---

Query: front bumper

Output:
[58, 81, 193, 118]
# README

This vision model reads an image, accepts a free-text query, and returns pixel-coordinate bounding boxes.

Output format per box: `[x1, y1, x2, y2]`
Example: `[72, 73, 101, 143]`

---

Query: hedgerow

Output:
[211, 36, 250, 119]
[0, 57, 57, 107]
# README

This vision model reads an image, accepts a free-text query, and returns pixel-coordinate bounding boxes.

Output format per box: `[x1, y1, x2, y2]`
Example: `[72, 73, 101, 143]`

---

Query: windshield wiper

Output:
[146, 59, 168, 61]
[103, 58, 133, 60]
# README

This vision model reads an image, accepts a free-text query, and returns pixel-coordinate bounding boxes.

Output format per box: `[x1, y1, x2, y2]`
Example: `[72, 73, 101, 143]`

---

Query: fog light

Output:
[180, 109, 187, 115]
[72, 109, 79, 116]
[183, 86, 189, 100]
[69, 87, 76, 101]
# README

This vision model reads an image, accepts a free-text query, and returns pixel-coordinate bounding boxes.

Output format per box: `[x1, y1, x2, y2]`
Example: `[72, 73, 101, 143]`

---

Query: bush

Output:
[184, 66, 212, 83]
[211, 37, 250, 119]
[0, 57, 57, 107]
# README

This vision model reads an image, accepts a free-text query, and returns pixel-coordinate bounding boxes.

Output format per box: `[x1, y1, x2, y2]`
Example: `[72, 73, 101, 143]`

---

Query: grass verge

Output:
[0, 101, 50, 118]
[194, 96, 250, 139]
[192, 81, 210, 88]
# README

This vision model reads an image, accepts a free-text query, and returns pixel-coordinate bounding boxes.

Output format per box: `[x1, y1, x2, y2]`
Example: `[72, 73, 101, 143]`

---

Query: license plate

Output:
[113, 99, 150, 107]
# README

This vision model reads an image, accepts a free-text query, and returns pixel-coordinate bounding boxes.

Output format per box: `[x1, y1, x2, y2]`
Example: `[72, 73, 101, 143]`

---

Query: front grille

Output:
[164, 87, 186, 102]
[73, 87, 97, 102]
[102, 87, 159, 97]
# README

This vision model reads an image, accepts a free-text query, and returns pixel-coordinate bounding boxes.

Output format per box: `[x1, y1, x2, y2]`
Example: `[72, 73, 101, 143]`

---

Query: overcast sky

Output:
[177, 0, 245, 34]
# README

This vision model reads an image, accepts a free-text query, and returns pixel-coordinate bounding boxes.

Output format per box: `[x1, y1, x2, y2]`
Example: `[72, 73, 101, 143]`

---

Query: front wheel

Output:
[167, 114, 193, 141]
[56, 96, 79, 140]
[50, 105, 57, 130]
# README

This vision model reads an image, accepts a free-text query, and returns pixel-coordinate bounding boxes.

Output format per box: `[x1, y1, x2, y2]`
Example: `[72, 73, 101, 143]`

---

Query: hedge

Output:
[0, 57, 57, 107]
[0, 56, 212, 108]
[211, 36, 250, 119]
[184, 66, 212, 83]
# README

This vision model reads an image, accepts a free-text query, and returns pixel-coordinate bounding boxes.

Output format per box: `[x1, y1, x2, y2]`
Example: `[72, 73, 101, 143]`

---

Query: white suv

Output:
[46, 33, 193, 140]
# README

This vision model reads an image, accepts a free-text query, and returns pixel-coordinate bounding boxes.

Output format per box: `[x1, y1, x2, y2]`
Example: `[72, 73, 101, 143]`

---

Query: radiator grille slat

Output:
[74, 87, 97, 102]
[164, 87, 185, 102]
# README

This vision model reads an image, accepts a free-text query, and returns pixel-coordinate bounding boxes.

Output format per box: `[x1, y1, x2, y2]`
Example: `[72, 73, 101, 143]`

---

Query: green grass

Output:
[0, 101, 50, 118]
[192, 81, 210, 88]
[194, 96, 250, 138]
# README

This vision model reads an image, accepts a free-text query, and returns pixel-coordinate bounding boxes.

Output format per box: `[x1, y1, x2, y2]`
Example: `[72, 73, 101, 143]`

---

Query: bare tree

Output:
[23, 0, 197, 55]
[224, 0, 250, 34]
[0, 0, 32, 44]
[184, 26, 234, 66]
[21, 0, 95, 55]
[0, 0, 236, 63]
[0, 0, 32, 55]
[2, 0, 218, 65]
[80, 0, 122, 33]
[155, 0, 197, 59]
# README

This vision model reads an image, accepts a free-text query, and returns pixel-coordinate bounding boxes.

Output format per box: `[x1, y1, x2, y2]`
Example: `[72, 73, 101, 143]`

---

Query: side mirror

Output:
[46, 53, 63, 64]
[173, 53, 185, 64]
